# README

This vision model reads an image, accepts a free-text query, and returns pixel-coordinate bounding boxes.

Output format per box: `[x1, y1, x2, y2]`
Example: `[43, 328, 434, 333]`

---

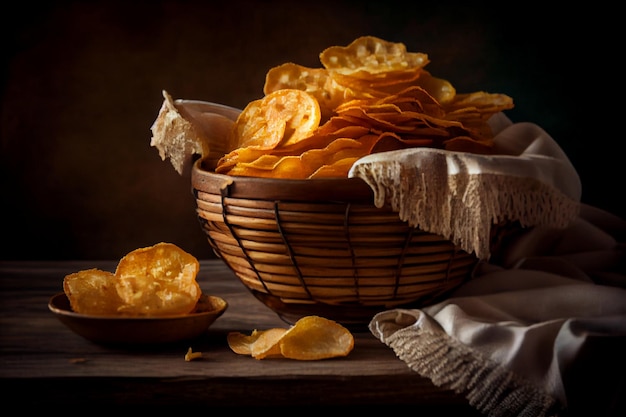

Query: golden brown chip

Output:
[225, 136, 373, 179]
[263, 62, 344, 121]
[319, 35, 429, 76]
[226, 316, 354, 360]
[308, 157, 361, 179]
[226, 155, 302, 178]
[249, 328, 289, 359]
[279, 316, 354, 360]
[327, 70, 420, 100]
[444, 91, 514, 117]
[264, 62, 328, 96]
[227, 328, 287, 359]
[226, 330, 258, 355]
[215, 146, 269, 174]
[114, 242, 201, 316]
[63, 268, 123, 315]
[228, 89, 321, 151]
[184, 347, 203, 361]
[206, 37, 515, 180]
[413, 71, 456, 104]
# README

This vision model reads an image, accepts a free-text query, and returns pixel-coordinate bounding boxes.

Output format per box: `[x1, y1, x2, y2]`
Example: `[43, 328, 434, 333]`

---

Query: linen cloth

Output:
[350, 116, 626, 416]
[349, 113, 582, 261]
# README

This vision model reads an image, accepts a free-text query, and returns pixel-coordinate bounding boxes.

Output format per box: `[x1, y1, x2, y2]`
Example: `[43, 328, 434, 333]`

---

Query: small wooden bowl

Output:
[48, 293, 227, 345]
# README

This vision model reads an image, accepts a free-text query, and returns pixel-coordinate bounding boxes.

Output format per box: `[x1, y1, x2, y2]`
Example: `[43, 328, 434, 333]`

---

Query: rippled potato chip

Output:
[226, 329, 262, 355]
[210, 36, 514, 179]
[319, 35, 429, 76]
[62, 243, 202, 317]
[264, 62, 345, 121]
[229, 89, 321, 151]
[227, 328, 288, 359]
[279, 316, 355, 360]
[227, 316, 354, 360]
[250, 328, 289, 359]
[63, 269, 123, 315]
[115, 242, 201, 316]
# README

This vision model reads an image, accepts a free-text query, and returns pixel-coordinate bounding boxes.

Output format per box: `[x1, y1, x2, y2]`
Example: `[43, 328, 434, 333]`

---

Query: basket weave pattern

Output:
[192, 162, 478, 324]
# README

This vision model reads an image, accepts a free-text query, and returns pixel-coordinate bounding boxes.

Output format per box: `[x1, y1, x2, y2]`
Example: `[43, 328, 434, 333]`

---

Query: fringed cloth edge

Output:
[384, 324, 562, 417]
[350, 156, 580, 260]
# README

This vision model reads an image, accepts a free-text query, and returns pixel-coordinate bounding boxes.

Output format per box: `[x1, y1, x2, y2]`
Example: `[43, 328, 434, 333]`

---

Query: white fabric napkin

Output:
[349, 114, 582, 260]
[368, 205, 626, 416]
[353, 115, 626, 416]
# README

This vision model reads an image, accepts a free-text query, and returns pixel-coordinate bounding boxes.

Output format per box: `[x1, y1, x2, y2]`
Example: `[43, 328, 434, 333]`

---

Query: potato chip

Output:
[226, 136, 376, 179]
[227, 155, 304, 179]
[279, 316, 354, 360]
[201, 36, 514, 179]
[413, 71, 456, 104]
[226, 316, 354, 360]
[229, 89, 321, 151]
[444, 91, 514, 118]
[114, 242, 201, 316]
[249, 328, 289, 359]
[308, 157, 361, 179]
[184, 347, 202, 361]
[226, 330, 259, 355]
[215, 146, 269, 174]
[327, 70, 420, 100]
[63, 269, 123, 315]
[227, 97, 271, 150]
[263, 62, 344, 121]
[227, 328, 286, 358]
[319, 36, 429, 76]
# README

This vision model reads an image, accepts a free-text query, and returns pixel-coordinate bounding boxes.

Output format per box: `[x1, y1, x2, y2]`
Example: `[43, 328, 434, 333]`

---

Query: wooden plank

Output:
[0, 260, 479, 412]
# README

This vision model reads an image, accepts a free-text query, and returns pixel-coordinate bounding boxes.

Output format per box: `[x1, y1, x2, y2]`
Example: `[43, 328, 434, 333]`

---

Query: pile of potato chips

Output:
[63, 242, 201, 317]
[227, 315, 354, 360]
[215, 36, 514, 179]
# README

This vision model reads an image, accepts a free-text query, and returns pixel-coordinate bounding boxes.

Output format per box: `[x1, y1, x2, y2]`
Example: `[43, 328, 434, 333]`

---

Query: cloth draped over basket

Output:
[349, 115, 626, 416]
[348, 113, 582, 261]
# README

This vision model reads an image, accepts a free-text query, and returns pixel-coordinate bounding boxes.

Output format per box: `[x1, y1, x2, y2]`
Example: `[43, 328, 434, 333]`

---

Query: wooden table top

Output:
[0, 259, 482, 413]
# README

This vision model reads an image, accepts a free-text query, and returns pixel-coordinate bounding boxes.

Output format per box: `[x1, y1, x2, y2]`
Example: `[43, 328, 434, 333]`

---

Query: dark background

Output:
[2, 0, 622, 261]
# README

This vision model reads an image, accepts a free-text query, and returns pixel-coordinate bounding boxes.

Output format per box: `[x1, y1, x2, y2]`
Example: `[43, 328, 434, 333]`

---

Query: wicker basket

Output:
[191, 159, 480, 326]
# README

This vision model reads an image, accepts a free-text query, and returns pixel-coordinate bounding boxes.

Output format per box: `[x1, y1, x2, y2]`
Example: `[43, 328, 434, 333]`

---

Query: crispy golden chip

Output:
[320, 36, 429, 76]
[227, 97, 270, 150]
[413, 71, 456, 104]
[226, 137, 374, 179]
[185, 347, 202, 361]
[215, 146, 269, 174]
[263, 62, 344, 121]
[444, 91, 514, 118]
[114, 242, 201, 316]
[62, 243, 203, 318]
[227, 328, 287, 359]
[249, 328, 289, 359]
[280, 316, 354, 360]
[229, 89, 321, 151]
[226, 330, 259, 355]
[226, 316, 354, 360]
[199, 37, 514, 179]
[63, 269, 123, 315]
[264, 63, 329, 96]
[308, 157, 361, 179]
[227, 155, 304, 179]
[327, 70, 419, 100]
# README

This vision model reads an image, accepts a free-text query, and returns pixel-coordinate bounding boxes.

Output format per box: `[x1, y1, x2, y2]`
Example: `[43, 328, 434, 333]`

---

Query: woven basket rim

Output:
[192, 158, 376, 203]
